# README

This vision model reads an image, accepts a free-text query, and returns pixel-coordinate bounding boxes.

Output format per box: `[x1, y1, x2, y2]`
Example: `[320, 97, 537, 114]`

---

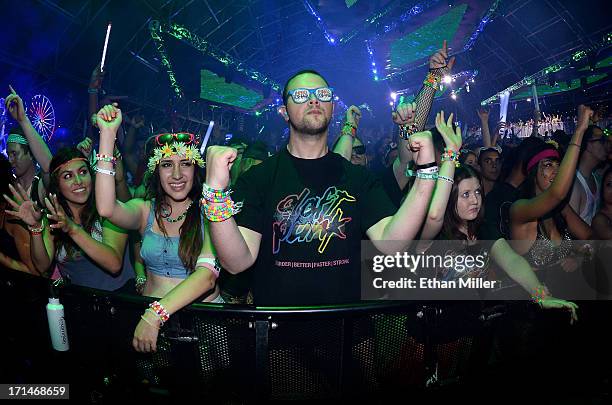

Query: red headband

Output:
[526, 149, 560, 172]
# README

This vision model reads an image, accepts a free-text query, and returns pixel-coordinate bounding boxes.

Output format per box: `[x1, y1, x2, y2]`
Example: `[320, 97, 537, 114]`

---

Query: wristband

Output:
[140, 314, 159, 329]
[88, 88, 99, 94]
[415, 162, 437, 170]
[438, 175, 454, 184]
[416, 172, 438, 180]
[94, 167, 116, 176]
[196, 257, 221, 279]
[417, 166, 439, 175]
[28, 223, 44, 235]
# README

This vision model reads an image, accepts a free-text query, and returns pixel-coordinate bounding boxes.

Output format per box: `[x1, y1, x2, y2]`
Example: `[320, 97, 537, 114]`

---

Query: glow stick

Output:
[200, 121, 214, 154]
[100, 23, 112, 72]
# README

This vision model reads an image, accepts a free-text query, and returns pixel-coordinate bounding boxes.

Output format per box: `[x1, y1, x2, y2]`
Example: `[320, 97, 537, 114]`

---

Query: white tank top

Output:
[575, 171, 600, 225]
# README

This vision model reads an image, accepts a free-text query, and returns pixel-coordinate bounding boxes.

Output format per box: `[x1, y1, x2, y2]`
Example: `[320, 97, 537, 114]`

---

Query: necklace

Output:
[163, 200, 193, 223]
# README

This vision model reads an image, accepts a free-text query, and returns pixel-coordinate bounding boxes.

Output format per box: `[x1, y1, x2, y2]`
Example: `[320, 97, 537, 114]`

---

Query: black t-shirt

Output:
[480, 182, 520, 241]
[378, 164, 408, 209]
[233, 148, 397, 306]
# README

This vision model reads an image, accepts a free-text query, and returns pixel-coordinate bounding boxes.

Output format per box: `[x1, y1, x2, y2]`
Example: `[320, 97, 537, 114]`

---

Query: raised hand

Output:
[206, 146, 238, 190]
[3, 183, 43, 226]
[392, 101, 417, 126]
[96, 103, 122, 134]
[89, 64, 105, 89]
[408, 130, 434, 165]
[576, 104, 593, 131]
[44, 193, 77, 234]
[345, 105, 362, 128]
[76, 137, 94, 159]
[435, 111, 462, 152]
[429, 40, 456, 72]
[5, 85, 27, 123]
[477, 108, 489, 122]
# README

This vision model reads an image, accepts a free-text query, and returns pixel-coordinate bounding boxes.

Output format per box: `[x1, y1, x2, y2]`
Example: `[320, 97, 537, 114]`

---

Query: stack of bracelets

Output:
[441, 148, 460, 167]
[405, 162, 439, 180]
[28, 223, 44, 236]
[341, 121, 357, 138]
[201, 183, 243, 222]
[148, 300, 170, 325]
[94, 153, 117, 176]
[531, 286, 548, 305]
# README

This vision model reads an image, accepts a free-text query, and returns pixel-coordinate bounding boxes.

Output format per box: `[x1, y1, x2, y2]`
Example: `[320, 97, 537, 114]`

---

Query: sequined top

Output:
[524, 220, 573, 269]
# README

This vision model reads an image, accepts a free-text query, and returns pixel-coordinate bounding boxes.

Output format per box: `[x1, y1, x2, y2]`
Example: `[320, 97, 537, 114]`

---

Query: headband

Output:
[7, 134, 28, 145]
[147, 141, 205, 172]
[476, 145, 502, 159]
[526, 149, 560, 172]
[51, 158, 88, 174]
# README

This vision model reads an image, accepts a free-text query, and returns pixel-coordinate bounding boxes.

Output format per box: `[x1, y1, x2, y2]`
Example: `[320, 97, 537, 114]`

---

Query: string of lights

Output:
[481, 31, 612, 105]
[149, 20, 184, 99]
[462, 0, 501, 52]
[302, 0, 336, 44]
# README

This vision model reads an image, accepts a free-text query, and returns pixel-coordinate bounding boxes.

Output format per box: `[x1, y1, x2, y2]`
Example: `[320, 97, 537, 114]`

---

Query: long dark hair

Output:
[442, 165, 484, 240]
[146, 149, 204, 273]
[517, 142, 566, 237]
[49, 148, 98, 259]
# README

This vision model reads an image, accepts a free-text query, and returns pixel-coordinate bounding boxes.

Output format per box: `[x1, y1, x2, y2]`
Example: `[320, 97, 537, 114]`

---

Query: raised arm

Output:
[411, 40, 456, 133]
[94, 104, 145, 230]
[391, 101, 416, 190]
[205, 146, 261, 274]
[420, 111, 462, 240]
[332, 105, 361, 161]
[44, 194, 128, 273]
[5, 86, 52, 174]
[477, 109, 492, 147]
[510, 105, 592, 225]
[367, 131, 437, 252]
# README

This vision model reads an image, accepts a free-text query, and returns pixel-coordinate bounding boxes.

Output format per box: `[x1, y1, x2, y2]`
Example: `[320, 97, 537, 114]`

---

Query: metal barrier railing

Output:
[2, 268, 608, 402]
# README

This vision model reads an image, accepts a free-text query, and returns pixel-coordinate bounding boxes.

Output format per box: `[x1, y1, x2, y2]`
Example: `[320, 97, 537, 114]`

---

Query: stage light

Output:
[372, 62, 376, 66]
[465, 83, 470, 93]
[443, 75, 452, 84]
[451, 93, 457, 100]
[526, 98, 531, 102]
[389, 101, 394, 106]
[390, 92, 397, 100]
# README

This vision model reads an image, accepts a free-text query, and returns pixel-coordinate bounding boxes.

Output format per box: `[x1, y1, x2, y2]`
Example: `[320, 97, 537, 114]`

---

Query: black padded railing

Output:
[2, 269, 609, 403]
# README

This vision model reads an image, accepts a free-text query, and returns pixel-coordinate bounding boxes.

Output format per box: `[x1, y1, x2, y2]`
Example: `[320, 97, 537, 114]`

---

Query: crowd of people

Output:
[2, 40, 611, 356]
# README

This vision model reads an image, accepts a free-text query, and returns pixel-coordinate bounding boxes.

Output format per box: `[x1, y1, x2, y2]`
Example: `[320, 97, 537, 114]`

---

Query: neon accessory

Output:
[149, 301, 170, 324]
[526, 149, 560, 172]
[286, 87, 334, 104]
[7, 134, 28, 145]
[441, 149, 460, 167]
[147, 141, 205, 173]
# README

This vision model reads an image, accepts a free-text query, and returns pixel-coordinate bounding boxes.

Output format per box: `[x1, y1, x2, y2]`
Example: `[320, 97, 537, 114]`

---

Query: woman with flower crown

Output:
[94, 103, 221, 353]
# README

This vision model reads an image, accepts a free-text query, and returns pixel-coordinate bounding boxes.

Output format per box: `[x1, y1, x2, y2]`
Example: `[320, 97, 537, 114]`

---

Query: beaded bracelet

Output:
[96, 153, 117, 166]
[201, 184, 232, 203]
[423, 71, 442, 90]
[28, 223, 44, 235]
[203, 200, 243, 222]
[399, 123, 418, 140]
[531, 286, 547, 305]
[149, 301, 170, 324]
[438, 175, 454, 184]
[441, 149, 460, 167]
[94, 166, 116, 176]
[341, 124, 356, 138]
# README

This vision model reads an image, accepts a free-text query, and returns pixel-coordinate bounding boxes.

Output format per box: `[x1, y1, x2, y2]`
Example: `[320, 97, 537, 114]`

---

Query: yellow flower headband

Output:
[147, 141, 205, 172]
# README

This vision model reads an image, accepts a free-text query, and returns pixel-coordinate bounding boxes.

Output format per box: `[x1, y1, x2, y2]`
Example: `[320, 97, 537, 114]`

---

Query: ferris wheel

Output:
[28, 94, 56, 141]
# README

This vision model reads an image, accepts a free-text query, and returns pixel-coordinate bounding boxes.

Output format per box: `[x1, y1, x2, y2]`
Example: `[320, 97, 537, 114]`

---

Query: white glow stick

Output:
[100, 23, 112, 72]
[200, 121, 214, 155]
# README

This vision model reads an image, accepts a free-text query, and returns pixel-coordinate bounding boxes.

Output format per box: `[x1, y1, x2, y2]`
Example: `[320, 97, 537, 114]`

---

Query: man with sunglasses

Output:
[569, 125, 609, 225]
[205, 70, 437, 306]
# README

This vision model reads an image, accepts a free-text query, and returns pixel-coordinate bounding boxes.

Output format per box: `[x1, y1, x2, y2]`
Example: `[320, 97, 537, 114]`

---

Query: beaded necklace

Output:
[162, 200, 193, 223]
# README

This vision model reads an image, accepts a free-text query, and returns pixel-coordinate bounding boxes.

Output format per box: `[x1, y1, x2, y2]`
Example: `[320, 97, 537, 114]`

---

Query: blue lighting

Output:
[463, 0, 501, 51]
[303, 0, 336, 45]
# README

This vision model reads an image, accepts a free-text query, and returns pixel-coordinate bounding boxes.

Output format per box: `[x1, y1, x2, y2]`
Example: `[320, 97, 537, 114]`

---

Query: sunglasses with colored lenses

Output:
[155, 132, 195, 146]
[352, 145, 366, 155]
[286, 87, 334, 104]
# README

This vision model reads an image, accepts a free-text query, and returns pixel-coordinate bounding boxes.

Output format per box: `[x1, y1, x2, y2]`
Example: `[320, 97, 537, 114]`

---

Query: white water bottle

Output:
[46, 297, 69, 351]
